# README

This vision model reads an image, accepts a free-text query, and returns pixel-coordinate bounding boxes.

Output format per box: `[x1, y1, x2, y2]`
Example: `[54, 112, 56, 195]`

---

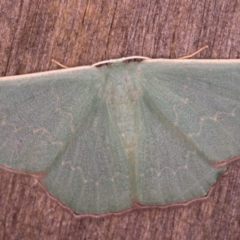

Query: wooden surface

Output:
[1, 0, 240, 239]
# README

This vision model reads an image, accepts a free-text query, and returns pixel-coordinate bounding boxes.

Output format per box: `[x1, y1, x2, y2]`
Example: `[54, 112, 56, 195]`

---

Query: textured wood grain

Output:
[1, 0, 240, 239]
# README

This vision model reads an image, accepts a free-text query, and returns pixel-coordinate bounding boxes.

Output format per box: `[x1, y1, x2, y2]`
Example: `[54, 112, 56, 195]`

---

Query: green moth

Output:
[0, 57, 240, 215]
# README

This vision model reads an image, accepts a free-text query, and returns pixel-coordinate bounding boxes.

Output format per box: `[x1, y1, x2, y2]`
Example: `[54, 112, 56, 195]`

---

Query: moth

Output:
[0, 57, 240, 215]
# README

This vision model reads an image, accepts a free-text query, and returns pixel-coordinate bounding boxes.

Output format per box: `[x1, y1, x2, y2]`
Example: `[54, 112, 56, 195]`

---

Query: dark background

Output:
[0, 0, 240, 239]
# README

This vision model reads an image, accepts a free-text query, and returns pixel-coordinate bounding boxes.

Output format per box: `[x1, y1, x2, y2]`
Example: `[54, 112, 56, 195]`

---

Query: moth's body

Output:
[100, 63, 140, 153]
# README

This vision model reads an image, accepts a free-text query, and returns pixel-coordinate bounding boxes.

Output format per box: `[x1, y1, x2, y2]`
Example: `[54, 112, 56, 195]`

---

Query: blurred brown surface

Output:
[0, 0, 240, 239]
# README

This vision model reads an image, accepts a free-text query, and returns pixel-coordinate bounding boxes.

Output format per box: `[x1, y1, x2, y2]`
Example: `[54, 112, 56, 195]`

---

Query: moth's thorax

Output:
[100, 64, 141, 153]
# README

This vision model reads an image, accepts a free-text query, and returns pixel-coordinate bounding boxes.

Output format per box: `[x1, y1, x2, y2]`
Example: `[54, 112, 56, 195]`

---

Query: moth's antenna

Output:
[178, 45, 208, 59]
[51, 59, 68, 69]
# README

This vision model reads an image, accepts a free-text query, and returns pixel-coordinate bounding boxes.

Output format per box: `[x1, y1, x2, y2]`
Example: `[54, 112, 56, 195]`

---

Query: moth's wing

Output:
[0, 67, 132, 214]
[136, 60, 240, 205]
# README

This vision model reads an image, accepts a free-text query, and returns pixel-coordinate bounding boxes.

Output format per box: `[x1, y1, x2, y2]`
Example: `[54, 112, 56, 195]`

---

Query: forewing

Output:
[136, 60, 240, 205]
[0, 67, 132, 214]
